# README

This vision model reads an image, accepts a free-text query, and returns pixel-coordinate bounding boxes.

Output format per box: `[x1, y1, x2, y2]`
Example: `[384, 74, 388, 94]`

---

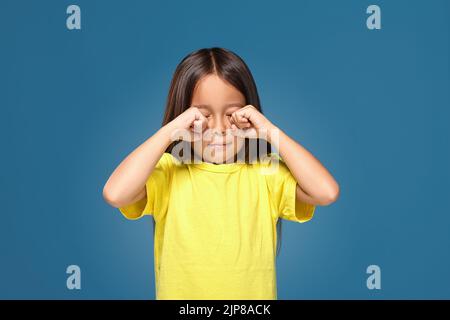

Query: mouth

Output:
[207, 142, 233, 149]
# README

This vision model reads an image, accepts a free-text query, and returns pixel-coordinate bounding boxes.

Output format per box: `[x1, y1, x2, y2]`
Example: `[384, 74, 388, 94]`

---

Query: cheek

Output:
[191, 140, 211, 153]
[191, 141, 203, 154]
[233, 136, 245, 151]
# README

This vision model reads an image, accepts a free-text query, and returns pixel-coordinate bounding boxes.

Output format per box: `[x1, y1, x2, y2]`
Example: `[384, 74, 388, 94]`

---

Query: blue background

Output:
[1, 0, 449, 299]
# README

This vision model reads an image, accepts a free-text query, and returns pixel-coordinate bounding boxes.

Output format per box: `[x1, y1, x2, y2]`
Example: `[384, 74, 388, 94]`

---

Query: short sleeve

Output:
[119, 152, 175, 220]
[264, 153, 316, 223]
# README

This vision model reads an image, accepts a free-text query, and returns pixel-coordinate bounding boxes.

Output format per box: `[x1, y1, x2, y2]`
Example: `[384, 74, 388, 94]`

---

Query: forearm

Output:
[103, 124, 174, 207]
[268, 126, 339, 205]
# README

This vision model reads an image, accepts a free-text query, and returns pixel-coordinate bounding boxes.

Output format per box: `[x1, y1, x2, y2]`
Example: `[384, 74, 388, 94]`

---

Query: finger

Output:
[191, 123, 204, 141]
[236, 121, 252, 129]
[194, 109, 208, 127]
[242, 128, 258, 139]
[235, 113, 251, 128]
[232, 113, 242, 129]
[242, 104, 255, 111]
[238, 122, 252, 128]
[233, 116, 242, 129]
[234, 121, 245, 129]
[233, 110, 248, 120]
[192, 119, 204, 133]
[239, 110, 251, 121]
[231, 112, 239, 126]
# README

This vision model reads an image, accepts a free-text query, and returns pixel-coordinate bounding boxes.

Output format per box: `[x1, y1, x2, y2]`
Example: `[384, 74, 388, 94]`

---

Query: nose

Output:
[209, 115, 231, 135]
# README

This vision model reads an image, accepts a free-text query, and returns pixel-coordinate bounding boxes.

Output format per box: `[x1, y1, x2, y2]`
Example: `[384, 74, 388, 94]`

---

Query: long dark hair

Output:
[153, 47, 282, 256]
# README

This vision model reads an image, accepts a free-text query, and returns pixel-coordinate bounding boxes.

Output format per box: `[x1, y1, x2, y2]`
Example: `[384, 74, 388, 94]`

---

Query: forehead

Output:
[191, 74, 245, 106]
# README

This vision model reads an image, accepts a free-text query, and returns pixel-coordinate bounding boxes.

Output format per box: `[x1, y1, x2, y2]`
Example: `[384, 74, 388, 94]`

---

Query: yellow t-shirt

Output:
[119, 152, 315, 300]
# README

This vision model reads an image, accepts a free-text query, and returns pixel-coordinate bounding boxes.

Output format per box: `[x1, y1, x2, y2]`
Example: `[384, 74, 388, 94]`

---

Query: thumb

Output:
[192, 119, 204, 133]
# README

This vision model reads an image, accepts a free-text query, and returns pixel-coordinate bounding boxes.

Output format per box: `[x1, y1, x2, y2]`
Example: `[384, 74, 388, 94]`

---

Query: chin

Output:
[198, 148, 236, 164]
[203, 152, 232, 164]
[194, 139, 244, 164]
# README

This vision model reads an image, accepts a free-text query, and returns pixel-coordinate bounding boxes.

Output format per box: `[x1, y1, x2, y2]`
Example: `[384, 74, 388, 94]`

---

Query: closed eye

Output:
[200, 112, 212, 118]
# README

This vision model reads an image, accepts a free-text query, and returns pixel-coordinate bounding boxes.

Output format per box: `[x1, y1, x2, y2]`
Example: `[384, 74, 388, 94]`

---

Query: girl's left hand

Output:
[230, 105, 275, 139]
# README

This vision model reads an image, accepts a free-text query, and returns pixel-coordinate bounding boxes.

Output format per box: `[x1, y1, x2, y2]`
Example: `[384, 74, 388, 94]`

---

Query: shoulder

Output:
[158, 152, 182, 167]
[155, 152, 190, 178]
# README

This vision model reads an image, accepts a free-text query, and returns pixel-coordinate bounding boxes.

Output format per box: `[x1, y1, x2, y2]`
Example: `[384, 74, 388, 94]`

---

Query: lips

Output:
[208, 137, 233, 145]
[208, 142, 232, 147]
[207, 140, 233, 148]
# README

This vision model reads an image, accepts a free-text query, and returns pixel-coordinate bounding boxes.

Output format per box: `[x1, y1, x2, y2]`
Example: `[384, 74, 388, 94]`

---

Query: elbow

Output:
[102, 184, 123, 208]
[318, 183, 340, 206]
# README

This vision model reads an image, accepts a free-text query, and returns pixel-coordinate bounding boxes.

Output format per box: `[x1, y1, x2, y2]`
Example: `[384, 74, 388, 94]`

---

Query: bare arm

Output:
[230, 104, 340, 207]
[103, 107, 208, 208]
[102, 125, 173, 208]
[269, 127, 340, 206]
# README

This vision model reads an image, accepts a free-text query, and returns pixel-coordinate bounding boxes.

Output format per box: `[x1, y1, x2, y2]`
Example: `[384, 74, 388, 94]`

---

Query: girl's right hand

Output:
[166, 107, 208, 142]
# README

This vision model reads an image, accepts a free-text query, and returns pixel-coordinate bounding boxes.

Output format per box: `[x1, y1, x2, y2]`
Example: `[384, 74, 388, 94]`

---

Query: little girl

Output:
[103, 47, 339, 300]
